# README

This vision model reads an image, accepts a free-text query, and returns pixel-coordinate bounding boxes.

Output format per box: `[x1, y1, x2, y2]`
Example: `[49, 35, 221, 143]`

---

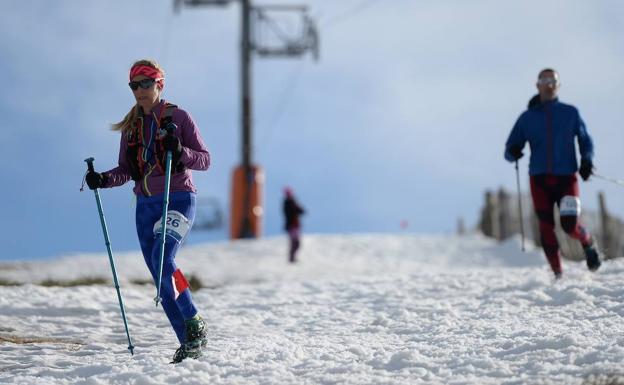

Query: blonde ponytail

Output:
[111, 105, 139, 132]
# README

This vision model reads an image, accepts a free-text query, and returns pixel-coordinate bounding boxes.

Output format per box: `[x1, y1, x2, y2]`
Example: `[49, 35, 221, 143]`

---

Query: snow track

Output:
[1, 234, 623, 384]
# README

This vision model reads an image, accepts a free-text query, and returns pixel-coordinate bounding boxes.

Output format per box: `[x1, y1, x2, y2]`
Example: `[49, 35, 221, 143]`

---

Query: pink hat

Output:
[129, 64, 165, 89]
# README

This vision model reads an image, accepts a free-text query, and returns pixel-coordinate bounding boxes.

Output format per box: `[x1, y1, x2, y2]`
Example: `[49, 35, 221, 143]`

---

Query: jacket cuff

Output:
[101, 172, 110, 188]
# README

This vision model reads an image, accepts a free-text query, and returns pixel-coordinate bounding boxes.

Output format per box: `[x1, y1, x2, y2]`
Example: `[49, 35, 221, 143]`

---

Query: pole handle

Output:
[84, 157, 95, 173]
[164, 122, 177, 136]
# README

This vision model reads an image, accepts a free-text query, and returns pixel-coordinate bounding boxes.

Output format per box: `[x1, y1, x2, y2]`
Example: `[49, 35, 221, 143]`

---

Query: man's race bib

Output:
[153, 210, 191, 242]
[560, 195, 581, 216]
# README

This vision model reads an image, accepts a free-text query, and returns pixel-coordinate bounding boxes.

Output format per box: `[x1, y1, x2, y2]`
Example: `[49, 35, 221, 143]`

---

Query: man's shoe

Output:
[584, 243, 601, 272]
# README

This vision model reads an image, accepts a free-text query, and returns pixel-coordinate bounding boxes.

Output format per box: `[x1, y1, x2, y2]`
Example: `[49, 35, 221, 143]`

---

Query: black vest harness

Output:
[126, 102, 184, 181]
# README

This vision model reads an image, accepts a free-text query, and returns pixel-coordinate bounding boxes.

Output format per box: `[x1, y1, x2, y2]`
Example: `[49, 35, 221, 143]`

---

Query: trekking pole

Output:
[154, 123, 176, 307]
[84, 157, 135, 355]
[593, 172, 624, 188]
[515, 160, 526, 252]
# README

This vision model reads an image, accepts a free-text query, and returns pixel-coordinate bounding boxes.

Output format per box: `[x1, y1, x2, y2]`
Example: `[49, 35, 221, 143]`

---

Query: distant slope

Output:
[0, 233, 544, 286]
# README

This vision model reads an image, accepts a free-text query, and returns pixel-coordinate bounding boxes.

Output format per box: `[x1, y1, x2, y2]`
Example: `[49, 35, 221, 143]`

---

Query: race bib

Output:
[153, 210, 191, 242]
[560, 195, 581, 216]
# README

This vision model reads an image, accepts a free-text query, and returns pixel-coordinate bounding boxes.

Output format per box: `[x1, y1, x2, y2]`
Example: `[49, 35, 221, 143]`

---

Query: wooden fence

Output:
[479, 188, 624, 260]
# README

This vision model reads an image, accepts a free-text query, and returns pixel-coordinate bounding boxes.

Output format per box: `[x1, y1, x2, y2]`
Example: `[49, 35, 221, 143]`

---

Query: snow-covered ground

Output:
[1, 233, 624, 384]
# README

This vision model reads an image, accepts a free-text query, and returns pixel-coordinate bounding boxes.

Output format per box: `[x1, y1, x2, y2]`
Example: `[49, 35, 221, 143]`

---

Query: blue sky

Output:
[1, 0, 624, 260]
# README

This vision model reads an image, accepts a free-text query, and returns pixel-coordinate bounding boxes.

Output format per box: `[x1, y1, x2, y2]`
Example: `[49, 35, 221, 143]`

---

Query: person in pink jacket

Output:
[85, 59, 210, 363]
[283, 187, 305, 263]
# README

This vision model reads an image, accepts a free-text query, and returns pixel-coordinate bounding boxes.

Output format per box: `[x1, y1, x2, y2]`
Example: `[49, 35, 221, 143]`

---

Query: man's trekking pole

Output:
[154, 123, 176, 307]
[515, 160, 526, 252]
[593, 172, 624, 188]
[84, 157, 135, 355]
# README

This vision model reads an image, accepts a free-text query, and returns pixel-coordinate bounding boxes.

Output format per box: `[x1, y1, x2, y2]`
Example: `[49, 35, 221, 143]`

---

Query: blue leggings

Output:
[136, 191, 198, 344]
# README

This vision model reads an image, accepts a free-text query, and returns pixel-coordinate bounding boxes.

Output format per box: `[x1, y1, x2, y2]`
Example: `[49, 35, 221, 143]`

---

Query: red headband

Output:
[129, 65, 165, 88]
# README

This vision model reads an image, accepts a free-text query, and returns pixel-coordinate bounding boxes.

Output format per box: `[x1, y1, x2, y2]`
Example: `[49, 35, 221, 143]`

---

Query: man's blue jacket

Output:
[505, 98, 594, 176]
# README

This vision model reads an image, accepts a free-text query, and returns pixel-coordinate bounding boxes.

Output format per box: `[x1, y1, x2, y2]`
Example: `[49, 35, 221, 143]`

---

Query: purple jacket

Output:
[103, 100, 210, 196]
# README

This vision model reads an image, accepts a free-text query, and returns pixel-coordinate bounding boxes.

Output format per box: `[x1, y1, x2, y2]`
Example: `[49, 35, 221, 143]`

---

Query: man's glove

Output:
[86, 171, 107, 190]
[509, 145, 524, 160]
[579, 159, 593, 181]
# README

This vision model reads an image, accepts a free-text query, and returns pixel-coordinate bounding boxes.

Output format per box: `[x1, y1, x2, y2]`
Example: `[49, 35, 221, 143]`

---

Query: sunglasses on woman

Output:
[128, 78, 163, 90]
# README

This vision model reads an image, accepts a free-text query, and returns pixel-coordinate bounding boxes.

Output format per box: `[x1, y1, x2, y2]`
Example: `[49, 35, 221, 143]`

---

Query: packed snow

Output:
[1, 233, 624, 384]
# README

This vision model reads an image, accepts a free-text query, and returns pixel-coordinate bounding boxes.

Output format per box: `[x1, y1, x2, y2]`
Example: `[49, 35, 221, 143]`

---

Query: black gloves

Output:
[160, 134, 183, 170]
[86, 171, 107, 190]
[163, 134, 182, 156]
[509, 145, 524, 160]
[579, 159, 593, 181]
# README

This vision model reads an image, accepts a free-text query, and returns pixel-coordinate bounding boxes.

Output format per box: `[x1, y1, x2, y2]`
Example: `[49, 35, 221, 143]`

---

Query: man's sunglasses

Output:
[128, 78, 162, 90]
[537, 77, 559, 86]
